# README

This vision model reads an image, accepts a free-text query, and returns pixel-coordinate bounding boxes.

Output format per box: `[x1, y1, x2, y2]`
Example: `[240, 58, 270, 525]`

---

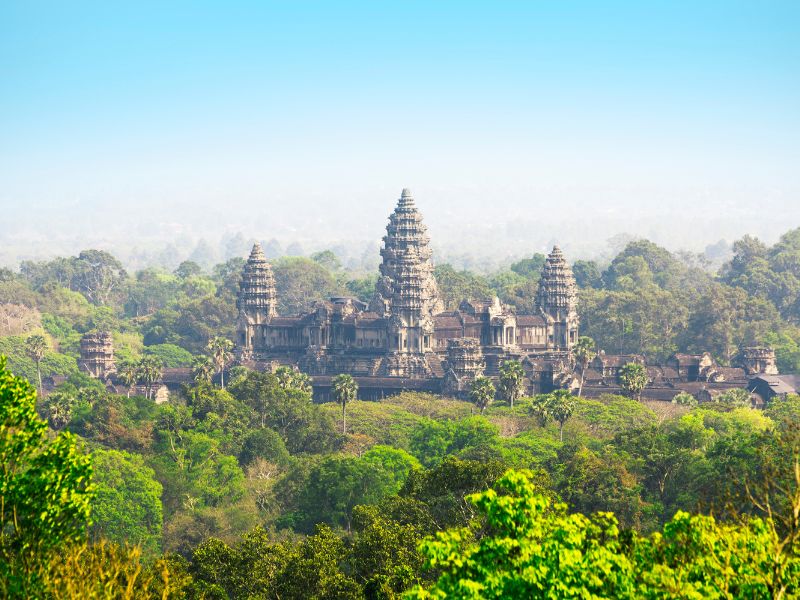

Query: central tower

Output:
[371, 188, 443, 356]
[536, 245, 579, 351]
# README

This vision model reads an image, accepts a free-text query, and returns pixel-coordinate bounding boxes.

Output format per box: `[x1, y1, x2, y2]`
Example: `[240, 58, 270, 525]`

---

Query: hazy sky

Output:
[1, 1, 799, 267]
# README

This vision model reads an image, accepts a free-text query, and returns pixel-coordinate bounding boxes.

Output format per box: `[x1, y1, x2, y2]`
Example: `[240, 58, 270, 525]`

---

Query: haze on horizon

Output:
[1, 1, 799, 271]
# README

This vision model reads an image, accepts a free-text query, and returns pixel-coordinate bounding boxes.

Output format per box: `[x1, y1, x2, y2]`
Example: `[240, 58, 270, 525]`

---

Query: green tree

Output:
[275, 366, 312, 394]
[548, 389, 576, 442]
[619, 362, 648, 400]
[672, 391, 698, 407]
[143, 343, 194, 367]
[498, 360, 524, 408]
[510, 253, 547, 278]
[72, 249, 127, 306]
[229, 371, 336, 454]
[0, 358, 94, 592]
[275, 525, 362, 598]
[192, 355, 214, 384]
[137, 355, 163, 400]
[297, 456, 395, 532]
[117, 360, 139, 397]
[273, 256, 347, 314]
[24, 334, 47, 394]
[42, 390, 75, 430]
[433, 264, 493, 311]
[174, 260, 203, 279]
[238, 427, 291, 467]
[91, 448, 164, 556]
[207, 336, 234, 388]
[573, 336, 596, 397]
[469, 376, 495, 414]
[332, 373, 358, 434]
[529, 394, 552, 428]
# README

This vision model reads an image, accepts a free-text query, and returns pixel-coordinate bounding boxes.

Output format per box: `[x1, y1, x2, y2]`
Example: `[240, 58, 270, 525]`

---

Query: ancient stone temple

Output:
[78, 331, 116, 379]
[234, 189, 581, 398]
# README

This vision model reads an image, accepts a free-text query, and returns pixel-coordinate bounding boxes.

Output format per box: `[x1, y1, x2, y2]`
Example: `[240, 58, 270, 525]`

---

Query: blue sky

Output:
[1, 1, 799, 265]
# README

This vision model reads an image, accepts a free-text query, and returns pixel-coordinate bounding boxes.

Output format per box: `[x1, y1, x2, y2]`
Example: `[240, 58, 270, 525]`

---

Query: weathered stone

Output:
[79, 331, 116, 379]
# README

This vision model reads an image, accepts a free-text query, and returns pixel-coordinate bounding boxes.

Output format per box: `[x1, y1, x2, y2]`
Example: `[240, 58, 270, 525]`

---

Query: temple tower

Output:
[442, 338, 485, 397]
[236, 243, 278, 358]
[371, 189, 444, 355]
[536, 246, 579, 351]
[79, 331, 116, 379]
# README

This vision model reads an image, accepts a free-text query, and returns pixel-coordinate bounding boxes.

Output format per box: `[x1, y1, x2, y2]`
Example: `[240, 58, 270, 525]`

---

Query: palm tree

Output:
[469, 376, 495, 415]
[529, 394, 552, 427]
[276, 367, 313, 395]
[332, 373, 358, 434]
[25, 334, 47, 394]
[117, 361, 139, 397]
[137, 356, 163, 400]
[207, 337, 234, 388]
[573, 336, 596, 398]
[498, 360, 525, 408]
[275, 366, 296, 389]
[619, 362, 648, 401]
[44, 391, 75, 430]
[548, 389, 576, 442]
[292, 372, 312, 395]
[192, 356, 215, 384]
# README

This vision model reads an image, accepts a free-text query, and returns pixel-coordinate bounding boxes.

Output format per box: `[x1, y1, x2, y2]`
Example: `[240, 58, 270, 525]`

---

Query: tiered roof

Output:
[536, 245, 578, 316]
[237, 243, 278, 316]
[371, 189, 443, 319]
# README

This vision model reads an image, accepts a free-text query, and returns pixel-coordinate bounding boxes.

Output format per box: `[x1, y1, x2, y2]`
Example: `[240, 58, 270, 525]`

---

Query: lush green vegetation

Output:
[2, 230, 800, 597]
[2, 353, 800, 597]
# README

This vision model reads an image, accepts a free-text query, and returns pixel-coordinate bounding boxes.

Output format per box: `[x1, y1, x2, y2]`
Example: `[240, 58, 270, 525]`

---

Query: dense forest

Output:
[2, 228, 800, 598]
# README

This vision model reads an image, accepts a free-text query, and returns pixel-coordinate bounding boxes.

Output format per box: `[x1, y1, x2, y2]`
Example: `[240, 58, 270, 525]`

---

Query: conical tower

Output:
[371, 189, 443, 355]
[237, 243, 278, 317]
[536, 246, 579, 351]
[236, 243, 278, 358]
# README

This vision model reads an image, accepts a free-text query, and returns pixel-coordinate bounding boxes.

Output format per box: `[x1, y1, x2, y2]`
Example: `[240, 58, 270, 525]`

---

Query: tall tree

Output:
[207, 336, 234, 388]
[498, 360, 525, 408]
[529, 394, 552, 428]
[332, 373, 358, 434]
[548, 389, 576, 442]
[72, 249, 127, 306]
[191, 355, 214, 384]
[0, 357, 93, 589]
[573, 336, 596, 397]
[469, 377, 495, 415]
[24, 334, 47, 394]
[274, 366, 313, 394]
[619, 362, 648, 401]
[117, 361, 139, 397]
[137, 356, 163, 400]
[42, 391, 75, 431]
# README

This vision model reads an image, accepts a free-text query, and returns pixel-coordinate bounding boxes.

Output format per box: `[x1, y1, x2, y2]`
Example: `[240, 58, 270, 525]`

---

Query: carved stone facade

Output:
[442, 338, 485, 396]
[234, 189, 580, 396]
[79, 331, 116, 379]
[742, 346, 779, 376]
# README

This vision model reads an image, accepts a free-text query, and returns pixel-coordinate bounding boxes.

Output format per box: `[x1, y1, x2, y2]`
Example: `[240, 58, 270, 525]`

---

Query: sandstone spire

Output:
[371, 189, 443, 323]
[237, 242, 278, 319]
[536, 245, 579, 350]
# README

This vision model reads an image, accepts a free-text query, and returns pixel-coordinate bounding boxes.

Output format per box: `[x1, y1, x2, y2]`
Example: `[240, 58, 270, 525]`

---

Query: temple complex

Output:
[60, 188, 793, 406]
[235, 189, 583, 399]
